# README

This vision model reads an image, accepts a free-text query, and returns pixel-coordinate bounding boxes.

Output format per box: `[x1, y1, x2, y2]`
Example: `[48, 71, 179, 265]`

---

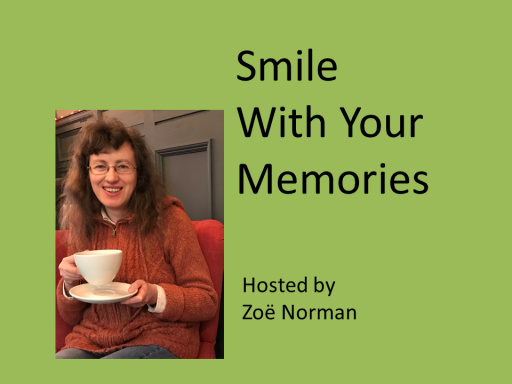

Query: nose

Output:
[104, 166, 120, 183]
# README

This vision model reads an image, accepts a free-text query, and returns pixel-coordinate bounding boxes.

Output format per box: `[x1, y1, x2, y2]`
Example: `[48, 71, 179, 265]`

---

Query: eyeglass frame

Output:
[87, 163, 137, 175]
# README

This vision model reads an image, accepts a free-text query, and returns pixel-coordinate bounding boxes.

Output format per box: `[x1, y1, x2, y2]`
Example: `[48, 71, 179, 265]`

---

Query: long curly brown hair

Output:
[60, 118, 167, 250]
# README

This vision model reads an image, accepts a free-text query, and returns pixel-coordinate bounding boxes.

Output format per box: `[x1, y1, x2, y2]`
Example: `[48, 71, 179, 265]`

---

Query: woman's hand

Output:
[121, 280, 158, 308]
[58, 255, 83, 294]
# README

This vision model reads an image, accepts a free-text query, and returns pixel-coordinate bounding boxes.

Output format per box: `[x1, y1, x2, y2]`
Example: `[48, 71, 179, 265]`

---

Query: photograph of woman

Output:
[56, 117, 220, 359]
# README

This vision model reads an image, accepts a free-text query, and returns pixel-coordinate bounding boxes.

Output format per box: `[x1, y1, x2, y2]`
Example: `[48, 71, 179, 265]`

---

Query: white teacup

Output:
[74, 250, 122, 287]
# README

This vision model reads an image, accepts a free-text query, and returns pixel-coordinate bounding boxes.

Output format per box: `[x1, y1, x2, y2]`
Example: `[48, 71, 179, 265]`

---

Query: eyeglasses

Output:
[87, 163, 137, 175]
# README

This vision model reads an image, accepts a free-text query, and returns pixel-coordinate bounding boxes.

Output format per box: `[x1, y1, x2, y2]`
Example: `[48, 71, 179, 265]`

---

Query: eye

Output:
[117, 164, 130, 170]
[93, 164, 108, 171]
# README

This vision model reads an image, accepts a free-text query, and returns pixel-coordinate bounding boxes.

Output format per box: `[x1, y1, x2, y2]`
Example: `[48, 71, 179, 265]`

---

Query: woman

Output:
[56, 118, 218, 359]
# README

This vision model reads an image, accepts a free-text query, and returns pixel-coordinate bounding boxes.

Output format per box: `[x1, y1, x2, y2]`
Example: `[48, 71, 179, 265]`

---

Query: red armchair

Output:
[55, 220, 224, 358]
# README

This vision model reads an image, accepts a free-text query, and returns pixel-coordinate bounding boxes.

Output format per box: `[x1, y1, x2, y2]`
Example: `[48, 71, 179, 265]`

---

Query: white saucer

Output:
[69, 282, 138, 304]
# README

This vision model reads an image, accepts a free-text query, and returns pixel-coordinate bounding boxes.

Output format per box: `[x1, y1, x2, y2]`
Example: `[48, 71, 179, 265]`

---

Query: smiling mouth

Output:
[103, 187, 122, 193]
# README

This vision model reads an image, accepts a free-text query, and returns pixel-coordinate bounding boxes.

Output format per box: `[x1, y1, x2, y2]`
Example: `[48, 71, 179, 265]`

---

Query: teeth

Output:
[104, 188, 121, 193]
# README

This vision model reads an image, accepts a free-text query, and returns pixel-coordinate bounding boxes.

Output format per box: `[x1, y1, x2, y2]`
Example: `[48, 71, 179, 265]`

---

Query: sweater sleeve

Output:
[152, 206, 218, 323]
[56, 278, 90, 326]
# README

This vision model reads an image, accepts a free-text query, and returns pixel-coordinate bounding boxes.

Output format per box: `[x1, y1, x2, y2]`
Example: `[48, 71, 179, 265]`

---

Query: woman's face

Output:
[88, 142, 137, 215]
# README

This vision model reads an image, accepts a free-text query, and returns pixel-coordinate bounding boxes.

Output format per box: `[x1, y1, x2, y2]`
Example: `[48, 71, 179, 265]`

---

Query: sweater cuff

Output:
[152, 284, 184, 321]
[56, 279, 88, 310]
[62, 282, 75, 300]
[147, 285, 166, 313]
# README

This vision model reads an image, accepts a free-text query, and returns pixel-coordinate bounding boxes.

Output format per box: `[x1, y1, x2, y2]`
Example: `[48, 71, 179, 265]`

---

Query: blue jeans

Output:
[56, 345, 179, 359]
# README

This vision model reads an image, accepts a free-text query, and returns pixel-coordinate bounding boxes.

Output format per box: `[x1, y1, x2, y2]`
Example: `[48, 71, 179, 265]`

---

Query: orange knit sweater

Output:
[56, 197, 218, 359]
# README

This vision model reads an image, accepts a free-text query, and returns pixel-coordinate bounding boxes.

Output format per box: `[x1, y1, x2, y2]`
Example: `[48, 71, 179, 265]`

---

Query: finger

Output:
[128, 280, 145, 293]
[62, 270, 81, 279]
[67, 266, 81, 275]
[126, 287, 146, 304]
[66, 255, 77, 265]
[138, 284, 147, 297]
[59, 265, 82, 280]
[122, 285, 146, 305]
[59, 259, 77, 273]
[60, 271, 81, 281]
[121, 292, 143, 306]
[121, 298, 140, 306]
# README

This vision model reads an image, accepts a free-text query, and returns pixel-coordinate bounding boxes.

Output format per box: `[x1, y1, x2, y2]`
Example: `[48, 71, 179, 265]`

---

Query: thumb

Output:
[128, 280, 144, 293]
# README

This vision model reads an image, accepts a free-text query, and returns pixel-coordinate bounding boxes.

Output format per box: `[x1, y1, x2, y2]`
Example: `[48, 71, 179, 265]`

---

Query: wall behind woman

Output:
[56, 110, 224, 224]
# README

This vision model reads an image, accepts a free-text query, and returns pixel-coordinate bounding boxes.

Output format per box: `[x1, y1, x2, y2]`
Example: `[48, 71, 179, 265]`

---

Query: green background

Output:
[3, 1, 510, 382]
